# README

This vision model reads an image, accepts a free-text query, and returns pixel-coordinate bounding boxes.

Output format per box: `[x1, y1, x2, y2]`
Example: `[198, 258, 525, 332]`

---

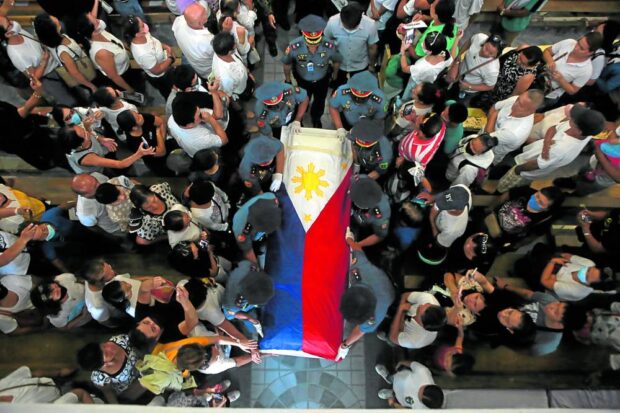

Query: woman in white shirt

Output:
[217, 14, 251, 64]
[33, 13, 97, 103]
[124, 16, 176, 98]
[75, 11, 140, 93]
[400, 31, 457, 100]
[539, 254, 611, 302]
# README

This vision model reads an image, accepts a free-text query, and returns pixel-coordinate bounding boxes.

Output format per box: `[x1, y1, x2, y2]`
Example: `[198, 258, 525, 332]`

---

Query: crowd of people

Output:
[1, 0, 620, 408]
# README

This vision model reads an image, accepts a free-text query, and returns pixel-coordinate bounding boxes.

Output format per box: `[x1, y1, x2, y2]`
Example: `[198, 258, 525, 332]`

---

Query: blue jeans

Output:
[112, 0, 146, 19]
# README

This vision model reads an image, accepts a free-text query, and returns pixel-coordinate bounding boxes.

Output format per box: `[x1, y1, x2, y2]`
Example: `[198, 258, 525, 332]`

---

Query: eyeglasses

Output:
[478, 233, 489, 254]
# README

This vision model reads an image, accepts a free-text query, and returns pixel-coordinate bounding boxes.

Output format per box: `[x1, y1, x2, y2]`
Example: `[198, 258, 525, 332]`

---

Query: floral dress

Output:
[128, 182, 179, 241]
[91, 334, 140, 393]
[492, 51, 538, 103]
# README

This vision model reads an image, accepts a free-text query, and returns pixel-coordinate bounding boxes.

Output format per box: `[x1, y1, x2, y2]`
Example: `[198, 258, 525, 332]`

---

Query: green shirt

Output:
[414, 20, 459, 58]
[501, 0, 545, 33]
[442, 100, 464, 155]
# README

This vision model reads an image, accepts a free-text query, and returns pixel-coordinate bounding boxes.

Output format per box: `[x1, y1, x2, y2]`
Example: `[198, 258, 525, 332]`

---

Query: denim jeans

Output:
[112, 0, 146, 19]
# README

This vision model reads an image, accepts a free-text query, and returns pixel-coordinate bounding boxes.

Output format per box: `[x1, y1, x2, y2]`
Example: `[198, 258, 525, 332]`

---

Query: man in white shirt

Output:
[0, 16, 77, 106]
[453, 0, 484, 30]
[168, 93, 228, 157]
[542, 32, 603, 105]
[172, 3, 215, 79]
[375, 361, 444, 409]
[428, 184, 472, 249]
[388, 291, 446, 349]
[71, 173, 127, 235]
[0, 230, 31, 276]
[497, 106, 606, 192]
[448, 33, 502, 98]
[211, 32, 250, 101]
[485, 89, 543, 165]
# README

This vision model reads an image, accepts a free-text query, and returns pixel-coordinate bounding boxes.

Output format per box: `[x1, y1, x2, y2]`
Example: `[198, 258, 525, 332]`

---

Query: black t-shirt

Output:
[591, 208, 620, 254]
[135, 300, 187, 344]
[37, 0, 95, 18]
[126, 113, 158, 152]
[443, 231, 494, 274]
[495, 187, 552, 236]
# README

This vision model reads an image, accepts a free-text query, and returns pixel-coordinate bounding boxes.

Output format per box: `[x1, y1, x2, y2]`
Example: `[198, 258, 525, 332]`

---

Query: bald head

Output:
[184, 3, 209, 29]
[71, 174, 100, 198]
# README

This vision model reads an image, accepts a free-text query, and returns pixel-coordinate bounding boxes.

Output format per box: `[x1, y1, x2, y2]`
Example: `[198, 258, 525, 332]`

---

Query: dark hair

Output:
[169, 241, 203, 276]
[513, 310, 536, 338]
[419, 113, 444, 138]
[421, 384, 444, 409]
[129, 327, 155, 354]
[0, 284, 8, 301]
[95, 183, 121, 204]
[601, 20, 620, 54]
[562, 304, 587, 331]
[116, 109, 138, 134]
[417, 82, 444, 108]
[339, 285, 377, 324]
[471, 233, 497, 259]
[102, 280, 130, 310]
[176, 343, 212, 370]
[172, 65, 197, 90]
[240, 271, 274, 305]
[400, 200, 425, 226]
[340, 3, 364, 29]
[483, 33, 505, 57]
[0, 24, 7, 40]
[188, 180, 215, 205]
[30, 282, 63, 316]
[76, 342, 104, 370]
[220, 0, 239, 15]
[424, 32, 447, 56]
[447, 102, 468, 123]
[129, 185, 156, 209]
[421, 305, 447, 331]
[51, 104, 71, 126]
[74, 13, 95, 48]
[451, 352, 475, 375]
[93, 87, 116, 108]
[163, 210, 187, 231]
[172, 94, 199, 127]
[184, 278, 208, 308]
[583, 31, 603, 53]
[212, 31, 235, 56]
[33, 13, 63, 48]
[539, 186, 565, 208]
[77, 258, 106, 285]
[520, 46, 543, 66]
[478, 133, 499, 150]
[192, 149, 218, 171]
[434, 0, 456, 37]
[122, 15, 141, 44]
[58, 127, 83, 152]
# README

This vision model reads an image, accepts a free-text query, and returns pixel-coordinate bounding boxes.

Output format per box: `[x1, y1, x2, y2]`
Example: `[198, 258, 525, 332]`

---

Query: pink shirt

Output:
[398, 124, 446, 167]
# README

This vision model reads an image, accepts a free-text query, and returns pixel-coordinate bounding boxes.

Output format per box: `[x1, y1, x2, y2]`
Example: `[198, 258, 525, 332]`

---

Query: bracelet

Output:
[341, 340, 350, 348]
[583, 232, 591, 236]
[32, 92, 41, 99]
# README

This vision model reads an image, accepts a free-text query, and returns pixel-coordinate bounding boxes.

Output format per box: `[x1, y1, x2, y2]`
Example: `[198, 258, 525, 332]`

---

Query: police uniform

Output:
[232, 192, 280, 252]
[239, 135, 284, 196]
[349, 118, 393, 178]
[221, 260, 261, 319]
[282, 15, 342, 128]
[350, 175, 391, 240]
[255, 81, 308, 138]
[329, 71, 387, 130]
[349, 250, 395, 333]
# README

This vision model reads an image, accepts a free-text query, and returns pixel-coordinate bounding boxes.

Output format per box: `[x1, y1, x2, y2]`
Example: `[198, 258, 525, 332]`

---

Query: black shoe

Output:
[268, 43, 278, 57]
[312, 119, 322, 128]
[279, 18, 291, 31]
[553, 177, 577, 190]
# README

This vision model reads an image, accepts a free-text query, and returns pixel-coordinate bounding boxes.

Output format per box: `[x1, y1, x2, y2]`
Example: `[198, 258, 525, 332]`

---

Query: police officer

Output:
[347, 175, 391, 250]
[232, 192, 282, 264]
[222, 259, 275, 337]
[255, 81, 309, 138]
[349, 118, 393, 181]
[337, 248, 395, 361]
[282, 14, 342, 128]
[329, 71, 387, 139]
[239, 134, 285, 196]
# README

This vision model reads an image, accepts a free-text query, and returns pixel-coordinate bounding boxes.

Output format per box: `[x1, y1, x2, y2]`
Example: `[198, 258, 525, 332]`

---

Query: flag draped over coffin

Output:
[261, 126, 353, 359]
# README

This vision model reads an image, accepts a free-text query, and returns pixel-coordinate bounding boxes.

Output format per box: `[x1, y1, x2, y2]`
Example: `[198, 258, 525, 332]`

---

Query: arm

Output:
[342, 325, 365, 347]
[429, 206, 439, 238]
[497, 279, 535, 300]
[399, 41, 412, 74]
[145, 54, 174, 76]
[514, 158, 539, 174]
[0, 225, 34, 267]
[540, 126, 557, 161]
[484, 105, 498, 133]
[59, 306, 92, 330]
[152, 115, 167, 157]
[207, 79, 224, 120]
[447, 39, 472, 82]
[283, 63, 293, 84]
[498, 1, 531, 18]
[201, 111, 228, 145]
[356, 233, 383, 248]
[80, 145, 155, 169]
[90, 0, 99, 19]
[16, 78, 45, 118]
[59, 51, 97, 92]
[28, 49, 50, 80]
[389, 297, 410, 345]
[540, 258, 564, 290]
[511, 74, 535, 97]
[216, 318, 248, 342]
[543, 47, 556, 71]
[95, 50, 134, 92]
[368, 44, 379, 71]
[0, 0, 14, 16]
[294, 97, 309, 122]
[329, 104, 344, 129]
[176, 285, 199, 336]
[443, 272, 460, 301]
[550, 70, 581, 95]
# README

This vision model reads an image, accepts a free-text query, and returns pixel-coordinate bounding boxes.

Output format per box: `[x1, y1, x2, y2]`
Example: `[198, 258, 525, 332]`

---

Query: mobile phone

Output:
[402, 102, 415, 117]
[141, 137, 150, 148]
[405, 29, 415, 44]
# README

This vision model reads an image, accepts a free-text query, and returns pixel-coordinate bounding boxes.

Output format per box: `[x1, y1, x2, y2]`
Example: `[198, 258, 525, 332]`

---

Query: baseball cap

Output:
[435, 185, 471, 211]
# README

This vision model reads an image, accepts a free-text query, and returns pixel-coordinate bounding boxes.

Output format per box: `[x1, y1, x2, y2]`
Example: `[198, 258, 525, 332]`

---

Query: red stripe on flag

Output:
[300, 168, 352, 359]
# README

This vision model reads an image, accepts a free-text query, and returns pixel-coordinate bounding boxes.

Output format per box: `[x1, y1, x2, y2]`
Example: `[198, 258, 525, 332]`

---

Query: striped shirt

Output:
[398, 124, 446, 167]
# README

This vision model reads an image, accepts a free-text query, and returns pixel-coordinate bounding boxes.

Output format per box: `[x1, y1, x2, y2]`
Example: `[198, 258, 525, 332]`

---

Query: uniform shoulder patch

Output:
[379, 162, 389, 170]
[294, 87, 301, 94]
[283, 88, 293, 97]
[370, 94, 383, 103]
[290, 41, 301, 50]
[237, 234, 247, 242]
[323, 41, 334, 48]
[341, 88, 351, 96]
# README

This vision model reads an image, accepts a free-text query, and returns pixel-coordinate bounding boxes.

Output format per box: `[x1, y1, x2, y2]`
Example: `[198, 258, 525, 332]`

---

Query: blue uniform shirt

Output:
[355, 136, 393, 176]
[222, 260, 260, 319]
[329, 86, 387, 126]
[350, 250, 395, 333]
[351, 193, 391, 238]
[281, 37, 342, 82]
[255, 84, 308, 134]
[232, 192, 277, 251]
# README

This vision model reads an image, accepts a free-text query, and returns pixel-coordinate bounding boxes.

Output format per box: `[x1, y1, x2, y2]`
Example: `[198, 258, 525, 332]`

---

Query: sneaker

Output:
[227, 390, 241, 403]
[212, 379, 231, 394]
[376, 331, 388, 342]
[378, 389, 395, 400]
[375, 364, 392, 384]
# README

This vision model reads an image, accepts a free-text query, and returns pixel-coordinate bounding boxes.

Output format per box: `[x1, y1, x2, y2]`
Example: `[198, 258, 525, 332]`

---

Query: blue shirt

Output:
[351, 193, 391, 238]
[282, 37, 342, 82]
[222, 260, 260, 319]
[40, 207, 76, 261]
[232, 193, 277, 251]
[324, 14, 379, 72]
[350, 250, 395, 333]
[354, 136, 393, 176]
[329, 85, 387, 127]
[255, 84, 308, 134]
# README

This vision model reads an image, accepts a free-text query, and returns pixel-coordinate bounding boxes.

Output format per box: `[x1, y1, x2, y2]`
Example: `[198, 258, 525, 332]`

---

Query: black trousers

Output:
[331, 67, 367, 90]
[146, 70, 174, 99]
[294, 72, 330, 125]
[256, 2, 277, 47]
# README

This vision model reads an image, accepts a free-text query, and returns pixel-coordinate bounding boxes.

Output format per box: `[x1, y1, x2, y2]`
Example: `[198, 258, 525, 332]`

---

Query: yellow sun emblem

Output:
[292, 163, 329, 200]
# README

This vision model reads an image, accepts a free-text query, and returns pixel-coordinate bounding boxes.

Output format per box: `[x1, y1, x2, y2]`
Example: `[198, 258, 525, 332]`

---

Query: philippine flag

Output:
[261, 126, 353, 359]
